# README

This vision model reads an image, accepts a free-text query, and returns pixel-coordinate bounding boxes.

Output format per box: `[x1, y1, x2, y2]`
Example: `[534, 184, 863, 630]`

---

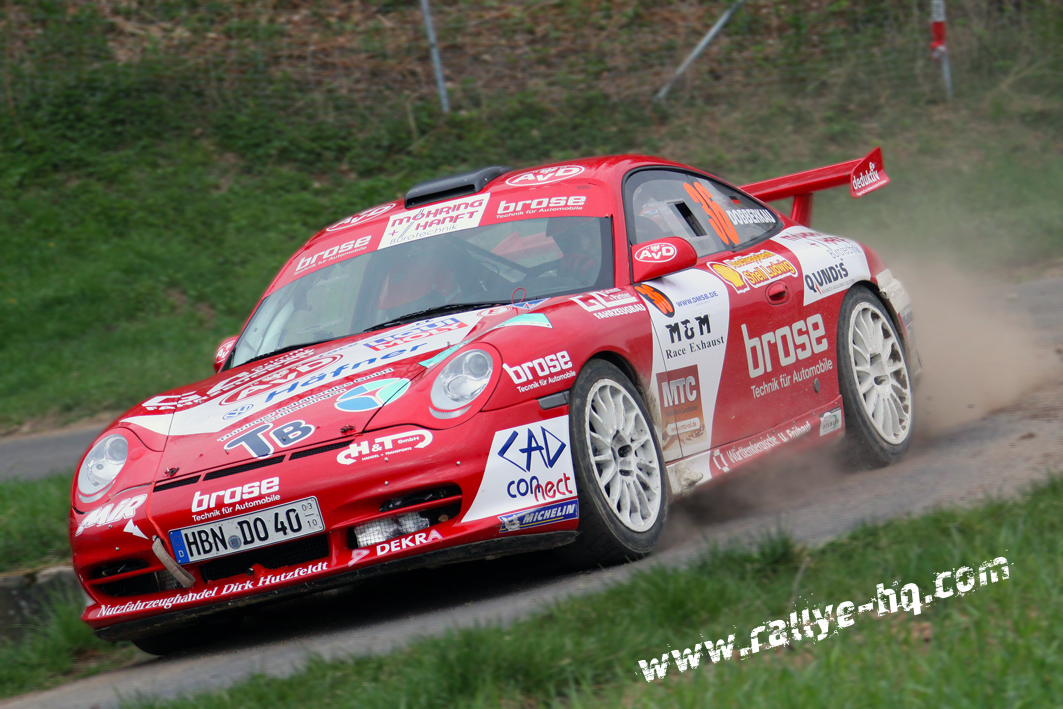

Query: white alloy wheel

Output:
[583, 379, 662, 532]
[847, 302, 912, 445]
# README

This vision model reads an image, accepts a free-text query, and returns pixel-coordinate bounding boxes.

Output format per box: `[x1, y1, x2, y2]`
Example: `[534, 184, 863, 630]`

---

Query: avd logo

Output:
[634, 242, 677, 263]
[334, 378, 410, 412]
[505, 165, 585, 187]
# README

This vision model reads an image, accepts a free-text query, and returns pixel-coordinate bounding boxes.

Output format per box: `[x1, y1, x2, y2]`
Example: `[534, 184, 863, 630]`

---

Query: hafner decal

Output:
[380, 195, 491, 249]
[462, 416, 577, 523]
[742, 314, 829, 379]
[505, 164, 585, 187]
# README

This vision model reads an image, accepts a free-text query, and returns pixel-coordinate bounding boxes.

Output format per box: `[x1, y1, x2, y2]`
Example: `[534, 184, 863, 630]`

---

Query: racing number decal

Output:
[684, 182, 739, 246]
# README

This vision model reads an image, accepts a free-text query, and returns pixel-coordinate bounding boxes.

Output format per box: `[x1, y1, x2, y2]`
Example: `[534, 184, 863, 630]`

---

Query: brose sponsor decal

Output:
[500, 499, 579, 532]
[504, 350, 573, 386]
[742, 314, 829, 379]
[76, 494, 147, 536]
[462, 417, 577, 523]
[191, 477, 279, 514]
[497, 195, 586, 216]
[710, 250, 797, 294]
[337, 429, 433, 465]
[295, 235, 372, 273]
[634, 242, 677, 263]
[505, 164, 585, 187]
[750, 357, 834, 398]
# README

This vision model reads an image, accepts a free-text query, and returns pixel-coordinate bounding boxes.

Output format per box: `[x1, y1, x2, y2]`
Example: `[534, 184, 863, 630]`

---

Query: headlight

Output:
[430, 349, 493, 418]
[77, 434, 129, 503]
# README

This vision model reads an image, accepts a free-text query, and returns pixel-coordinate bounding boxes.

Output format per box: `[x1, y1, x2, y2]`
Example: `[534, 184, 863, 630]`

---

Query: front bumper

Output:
[73, 400, 579, 640]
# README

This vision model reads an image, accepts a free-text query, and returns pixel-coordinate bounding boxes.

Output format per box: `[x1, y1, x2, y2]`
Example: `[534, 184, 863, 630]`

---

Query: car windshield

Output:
[231, 216, 614, 367]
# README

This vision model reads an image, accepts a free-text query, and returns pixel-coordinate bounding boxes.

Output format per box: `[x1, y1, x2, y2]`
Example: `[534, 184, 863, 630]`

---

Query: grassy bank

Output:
[0, 474, 72, 573]
[1, 3, 1061, 431]
[0, 591, 138, 700]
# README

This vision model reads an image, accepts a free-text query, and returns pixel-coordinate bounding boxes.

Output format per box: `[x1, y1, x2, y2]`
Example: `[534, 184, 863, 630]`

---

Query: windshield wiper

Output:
[360, 301, 512, 334]
[241, 337, 340, 367]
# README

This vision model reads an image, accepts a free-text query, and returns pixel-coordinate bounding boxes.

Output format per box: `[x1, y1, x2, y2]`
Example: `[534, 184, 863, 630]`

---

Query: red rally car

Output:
[71, 150, 920, 653]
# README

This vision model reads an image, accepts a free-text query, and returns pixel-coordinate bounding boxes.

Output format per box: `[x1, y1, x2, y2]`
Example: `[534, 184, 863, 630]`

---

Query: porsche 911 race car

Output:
[70, 150, 920, 653]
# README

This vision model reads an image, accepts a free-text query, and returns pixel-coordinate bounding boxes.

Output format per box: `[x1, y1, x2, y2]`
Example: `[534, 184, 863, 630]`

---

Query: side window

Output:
[625, 170, 780, 256]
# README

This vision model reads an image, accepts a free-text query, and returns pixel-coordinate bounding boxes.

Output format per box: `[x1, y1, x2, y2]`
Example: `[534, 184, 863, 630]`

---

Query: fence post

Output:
[654, 0, 748, 102]
[930, 0, 953, 100]
[419, 0, 450, 113]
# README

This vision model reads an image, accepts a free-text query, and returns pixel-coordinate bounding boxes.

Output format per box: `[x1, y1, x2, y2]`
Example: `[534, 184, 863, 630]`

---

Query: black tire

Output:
[556, 359, 669, 568]
[837, 285, 915, 469]
[130, 612, 243, 656]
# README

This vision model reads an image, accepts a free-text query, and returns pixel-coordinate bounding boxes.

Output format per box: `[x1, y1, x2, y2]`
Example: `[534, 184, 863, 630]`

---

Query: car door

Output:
[626, 169, 815, 460]
[624, 169, 735, 462]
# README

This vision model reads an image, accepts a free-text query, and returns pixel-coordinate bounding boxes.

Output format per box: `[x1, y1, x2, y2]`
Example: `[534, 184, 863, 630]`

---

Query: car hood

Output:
[114, 308, 513, 482]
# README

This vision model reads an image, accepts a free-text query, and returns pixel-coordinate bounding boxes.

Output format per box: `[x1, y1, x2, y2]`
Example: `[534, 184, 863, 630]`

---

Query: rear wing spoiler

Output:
[740, 147, 889, 227]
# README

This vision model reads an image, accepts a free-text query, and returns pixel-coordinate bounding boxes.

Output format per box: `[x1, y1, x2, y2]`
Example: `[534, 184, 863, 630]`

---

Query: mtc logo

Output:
[192, 477, 279, 513]
[503, 351, 572, 384]
[666, 315, 710, 344]
[742, 314, 829, 378]
[660, 374, 697, 408]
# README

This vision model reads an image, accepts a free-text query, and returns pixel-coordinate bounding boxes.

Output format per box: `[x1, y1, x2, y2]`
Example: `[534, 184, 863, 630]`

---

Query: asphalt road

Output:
[3, 275, 1062, 709]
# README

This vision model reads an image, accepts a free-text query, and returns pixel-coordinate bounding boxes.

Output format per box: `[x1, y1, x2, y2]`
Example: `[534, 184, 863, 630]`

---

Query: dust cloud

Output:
[896, 261, 1057, 436]
[656, 260, 1059, 549]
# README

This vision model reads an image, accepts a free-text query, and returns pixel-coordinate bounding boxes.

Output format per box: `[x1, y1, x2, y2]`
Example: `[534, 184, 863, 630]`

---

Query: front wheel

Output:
[837, 285, 914, 469]
[556, 359, 669, 568]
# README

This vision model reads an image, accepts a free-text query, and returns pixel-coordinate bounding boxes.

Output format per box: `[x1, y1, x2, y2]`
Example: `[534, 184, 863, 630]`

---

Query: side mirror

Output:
[631, 237, 698, 283]
[213, 336, 238, 373]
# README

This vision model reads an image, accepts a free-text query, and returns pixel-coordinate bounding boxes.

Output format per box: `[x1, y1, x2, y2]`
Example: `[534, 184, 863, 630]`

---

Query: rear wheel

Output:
[837, 285, 914, 469]
[557, 360, 669, 568]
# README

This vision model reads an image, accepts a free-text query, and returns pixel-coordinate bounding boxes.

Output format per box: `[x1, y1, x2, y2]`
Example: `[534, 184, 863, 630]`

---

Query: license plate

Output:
[169, 497, 323, 565]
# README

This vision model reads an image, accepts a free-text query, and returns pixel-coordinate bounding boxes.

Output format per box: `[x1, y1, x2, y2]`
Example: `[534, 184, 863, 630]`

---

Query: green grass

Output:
[0, 474, 72, 573]
[0, 590, 138, 700]
[0, 2, 1060, 433]
[127, 474, 1063, 708]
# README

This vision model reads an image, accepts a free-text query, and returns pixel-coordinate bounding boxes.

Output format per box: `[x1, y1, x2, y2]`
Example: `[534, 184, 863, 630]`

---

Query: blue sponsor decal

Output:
[512, 298, 549, 310]
[334, 378, 411, 412]
[496, 313, 552, 329]
[499, 499, 579, 532]
[169, 530, 190, 564]
[418, 344, 462, 369]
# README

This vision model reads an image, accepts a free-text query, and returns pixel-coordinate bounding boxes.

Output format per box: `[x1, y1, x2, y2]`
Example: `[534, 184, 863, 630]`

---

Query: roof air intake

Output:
[404, 166, 512, 209]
